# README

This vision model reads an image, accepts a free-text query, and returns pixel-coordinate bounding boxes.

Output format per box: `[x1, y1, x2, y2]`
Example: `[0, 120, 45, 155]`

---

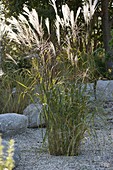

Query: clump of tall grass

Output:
[0, 69, 36, 113]
[5, 0, 98, 155]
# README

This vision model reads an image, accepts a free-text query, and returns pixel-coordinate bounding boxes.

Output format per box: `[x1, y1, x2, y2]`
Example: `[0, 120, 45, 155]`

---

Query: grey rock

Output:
[23, 103, 45, 128]
[0, 113, 28, 137]
[96, 80, 113, 101]
[85, 83, 96, 101]
[86, 80, 113, 101]
[2, 139, 21, 167]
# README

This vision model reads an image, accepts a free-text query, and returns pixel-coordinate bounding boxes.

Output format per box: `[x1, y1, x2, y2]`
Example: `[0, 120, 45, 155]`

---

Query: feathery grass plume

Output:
[0, 1, 6, 77]
[51, 0, 82, 47]
[49, 0, 58, 15]
[6, 5, 55, 57]
[7, 9, 34, 46]
[7, 16, 32, 46]
[62, 4, 70, 27]
[55, 19, 60, 45]
[89, 0, 98, 17]
[0, 69, 4, 77]
[51, 1, 80, 63]
[83, 0, 98, 25]
[0, 20, 6, 41]
[45, 18, 50, 35]
[74, 55, 78, 67]
[23, 5, 44, 38]
[83, 3, 89, 25]
[0, 2, 6, 41]
[70, 10, 74, 30]
[75, 7, 81, 23]
[56, 15, 64, 28]
[50, 42, 56, 56]
[5, 53, 18, 65]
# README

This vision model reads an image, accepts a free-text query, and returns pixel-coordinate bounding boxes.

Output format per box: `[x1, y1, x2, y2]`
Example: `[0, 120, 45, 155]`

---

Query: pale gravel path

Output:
[11, 101, 113, 170]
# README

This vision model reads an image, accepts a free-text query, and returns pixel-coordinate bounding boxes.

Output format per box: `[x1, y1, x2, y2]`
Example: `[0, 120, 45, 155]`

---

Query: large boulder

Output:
[96, 80, 113, 101]
[0, 113, 28, 137]
[1, 139, 21, 167]
[23, 103, 45, 128]
[86, 80, 113, 101]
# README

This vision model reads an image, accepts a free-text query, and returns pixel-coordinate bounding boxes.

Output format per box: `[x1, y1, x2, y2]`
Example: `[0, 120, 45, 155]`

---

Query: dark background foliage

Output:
[1, 0, 113, 78]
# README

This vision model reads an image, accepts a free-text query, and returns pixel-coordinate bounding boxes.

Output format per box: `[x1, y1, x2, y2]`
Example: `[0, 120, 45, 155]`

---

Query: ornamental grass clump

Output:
[5, 0, 98, 155]
[0, 69, 35, 113]
[41, 81, 89, 155]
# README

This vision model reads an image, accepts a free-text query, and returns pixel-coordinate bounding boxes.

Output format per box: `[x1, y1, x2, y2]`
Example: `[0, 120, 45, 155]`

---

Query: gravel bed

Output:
[11, 102, 113, 170]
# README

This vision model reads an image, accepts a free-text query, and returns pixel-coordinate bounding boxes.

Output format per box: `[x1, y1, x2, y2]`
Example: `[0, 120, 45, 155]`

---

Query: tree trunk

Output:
[101, 0, 113, 78]
[101, 0, 111, 55]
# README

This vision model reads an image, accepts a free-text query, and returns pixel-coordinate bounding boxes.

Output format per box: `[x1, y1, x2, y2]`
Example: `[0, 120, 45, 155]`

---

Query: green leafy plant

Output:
[0, 136, 15, 170]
